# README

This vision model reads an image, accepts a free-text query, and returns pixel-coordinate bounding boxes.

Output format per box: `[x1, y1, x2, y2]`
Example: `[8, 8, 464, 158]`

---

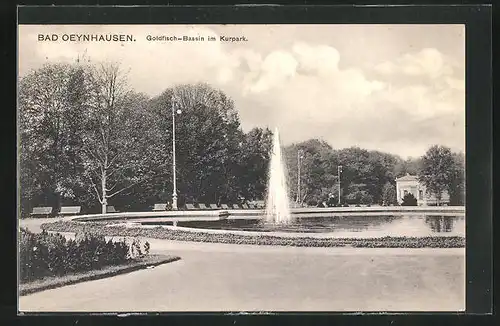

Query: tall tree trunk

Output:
[54, 114, 62, 213]
[101, 170, 107, 214]
[56, 191, 61, 213]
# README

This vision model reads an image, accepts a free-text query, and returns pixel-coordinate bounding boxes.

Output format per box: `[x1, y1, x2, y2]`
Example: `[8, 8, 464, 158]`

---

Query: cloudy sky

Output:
[18, 24, 465, 158]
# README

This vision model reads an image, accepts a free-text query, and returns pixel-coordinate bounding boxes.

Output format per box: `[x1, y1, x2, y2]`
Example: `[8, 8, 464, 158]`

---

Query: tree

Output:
[146, 83, 243, 205]
[418, 145, 457, 206]
[282, 143, 403, 206]
[345, 183, 368, 205]
[360, 192, 374, 205]
[337, 148, 374, 203]
[368, 150, 400, 203]
[394, 157, 422, 177]
[381, 182, 397, 206]
[237, 127, 273, 201]
[80, 62, 152, 214]
[18, 63, 90, 215]
[448, 152, 465, 206]
[285, 139, 334, 205]
[401, 193, 418, 206]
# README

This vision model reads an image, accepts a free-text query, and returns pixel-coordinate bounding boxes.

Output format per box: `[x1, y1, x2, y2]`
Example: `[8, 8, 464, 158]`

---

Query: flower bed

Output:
[19, 254, 180, 296]
[19, 227, 152, 283]
[40, 221, 466, 248]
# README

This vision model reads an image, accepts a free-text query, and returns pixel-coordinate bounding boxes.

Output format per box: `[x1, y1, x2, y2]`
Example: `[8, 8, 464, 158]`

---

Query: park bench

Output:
[198, 203, 209, 210]
[241, 203, 249, 209]
[251, 201, 265, 209]
[185, 204, 196, 210]
[30, 206, 53, 217]
[106, 206, 119, 213]
[220, 204, 229, 209]
[59, 206, 81, 216]
[209, 204, 219, 209]
[153, 203, 168, 211]
[232, 204, 241, 209]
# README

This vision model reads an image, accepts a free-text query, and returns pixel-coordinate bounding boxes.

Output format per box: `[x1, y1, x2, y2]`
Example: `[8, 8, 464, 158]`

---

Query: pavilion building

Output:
[395, 173, 450, 206]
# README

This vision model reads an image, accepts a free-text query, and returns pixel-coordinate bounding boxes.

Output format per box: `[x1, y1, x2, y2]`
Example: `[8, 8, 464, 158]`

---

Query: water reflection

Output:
[166, 214, 465, 237]
[424, 216, 455, 233]
[262, 215, 399, 233]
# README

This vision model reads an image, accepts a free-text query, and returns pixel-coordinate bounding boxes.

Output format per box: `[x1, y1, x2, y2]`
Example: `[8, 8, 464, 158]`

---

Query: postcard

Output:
[18, 21, 467, 312]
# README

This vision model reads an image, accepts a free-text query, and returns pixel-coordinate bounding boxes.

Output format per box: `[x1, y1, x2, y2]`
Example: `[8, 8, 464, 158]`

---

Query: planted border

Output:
[41, 221, 465, 248]
[20, 254, 180, 296]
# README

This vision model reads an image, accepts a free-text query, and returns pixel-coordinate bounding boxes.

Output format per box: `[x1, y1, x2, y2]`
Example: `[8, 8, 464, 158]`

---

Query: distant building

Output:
[395, 173, 450, 206]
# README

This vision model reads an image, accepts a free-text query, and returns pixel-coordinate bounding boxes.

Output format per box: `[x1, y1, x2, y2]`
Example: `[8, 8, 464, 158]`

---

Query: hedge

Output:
[19, 227, 151, 283]
[40, 221, 466, 248]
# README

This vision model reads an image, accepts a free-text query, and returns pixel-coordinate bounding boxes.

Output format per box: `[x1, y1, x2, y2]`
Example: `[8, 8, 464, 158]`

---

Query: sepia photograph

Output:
[17, 22, 466, 312]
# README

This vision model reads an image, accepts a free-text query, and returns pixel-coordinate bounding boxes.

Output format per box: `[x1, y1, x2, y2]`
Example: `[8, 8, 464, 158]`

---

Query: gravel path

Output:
[18, 218, 465, 312]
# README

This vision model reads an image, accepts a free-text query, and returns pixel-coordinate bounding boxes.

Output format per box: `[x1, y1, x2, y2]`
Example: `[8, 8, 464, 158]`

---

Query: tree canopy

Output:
[418, 145, 465, 205]
[18, 60, 466, 215]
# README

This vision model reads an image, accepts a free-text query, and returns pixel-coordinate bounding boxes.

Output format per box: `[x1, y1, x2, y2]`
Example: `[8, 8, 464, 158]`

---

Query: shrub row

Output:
[40, 221, 465, 248]
[19, 227, 150, 283]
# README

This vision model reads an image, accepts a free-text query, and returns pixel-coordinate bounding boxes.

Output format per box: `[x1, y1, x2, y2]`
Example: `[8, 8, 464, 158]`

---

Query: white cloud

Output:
[18, 24, 465, 158]
[292, 42, 340, 75]
[445, 77, 465, 91]
[246, 50, 298, 93]
[374, 61, 395, 75]
[374, 48, 455, 79]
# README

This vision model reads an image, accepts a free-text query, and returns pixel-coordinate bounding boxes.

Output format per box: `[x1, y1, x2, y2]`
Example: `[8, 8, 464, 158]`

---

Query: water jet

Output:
[265, 128, 292, 224]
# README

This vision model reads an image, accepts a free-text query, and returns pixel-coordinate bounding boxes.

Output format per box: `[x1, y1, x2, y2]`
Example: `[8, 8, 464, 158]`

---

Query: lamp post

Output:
[171, 96, 182, 210]
[297, 149, 304, 205]
[337, 165, 343, 205]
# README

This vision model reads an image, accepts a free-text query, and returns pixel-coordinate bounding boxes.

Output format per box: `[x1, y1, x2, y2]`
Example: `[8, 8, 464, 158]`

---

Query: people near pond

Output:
[326, 193, 336, 207]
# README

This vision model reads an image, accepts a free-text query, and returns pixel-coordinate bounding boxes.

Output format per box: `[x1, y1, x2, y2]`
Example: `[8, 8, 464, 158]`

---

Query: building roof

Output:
[395, 173, 419, 182]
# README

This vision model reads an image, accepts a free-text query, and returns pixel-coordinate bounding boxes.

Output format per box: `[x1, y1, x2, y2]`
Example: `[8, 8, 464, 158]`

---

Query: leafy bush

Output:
[19, 228, 149, 283]
[307, 200, 318, 207]
[346, 189, 373, 205]
[360, 193, 374, 205]
[382, 182, 397, 206]
[401, 193, 418, 206]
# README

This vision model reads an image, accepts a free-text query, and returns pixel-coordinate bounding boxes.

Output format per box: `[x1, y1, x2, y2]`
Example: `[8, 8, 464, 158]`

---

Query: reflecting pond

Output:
[160, 215, 466, 238]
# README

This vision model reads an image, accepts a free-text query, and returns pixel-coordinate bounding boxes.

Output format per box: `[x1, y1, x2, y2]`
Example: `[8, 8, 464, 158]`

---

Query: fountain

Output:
[265, 127, 292, 224]
[65, 127, 465, 240]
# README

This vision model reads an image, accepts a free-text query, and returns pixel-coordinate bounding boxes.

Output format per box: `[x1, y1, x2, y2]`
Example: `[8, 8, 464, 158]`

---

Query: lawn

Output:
[20, 254, 180, 296]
